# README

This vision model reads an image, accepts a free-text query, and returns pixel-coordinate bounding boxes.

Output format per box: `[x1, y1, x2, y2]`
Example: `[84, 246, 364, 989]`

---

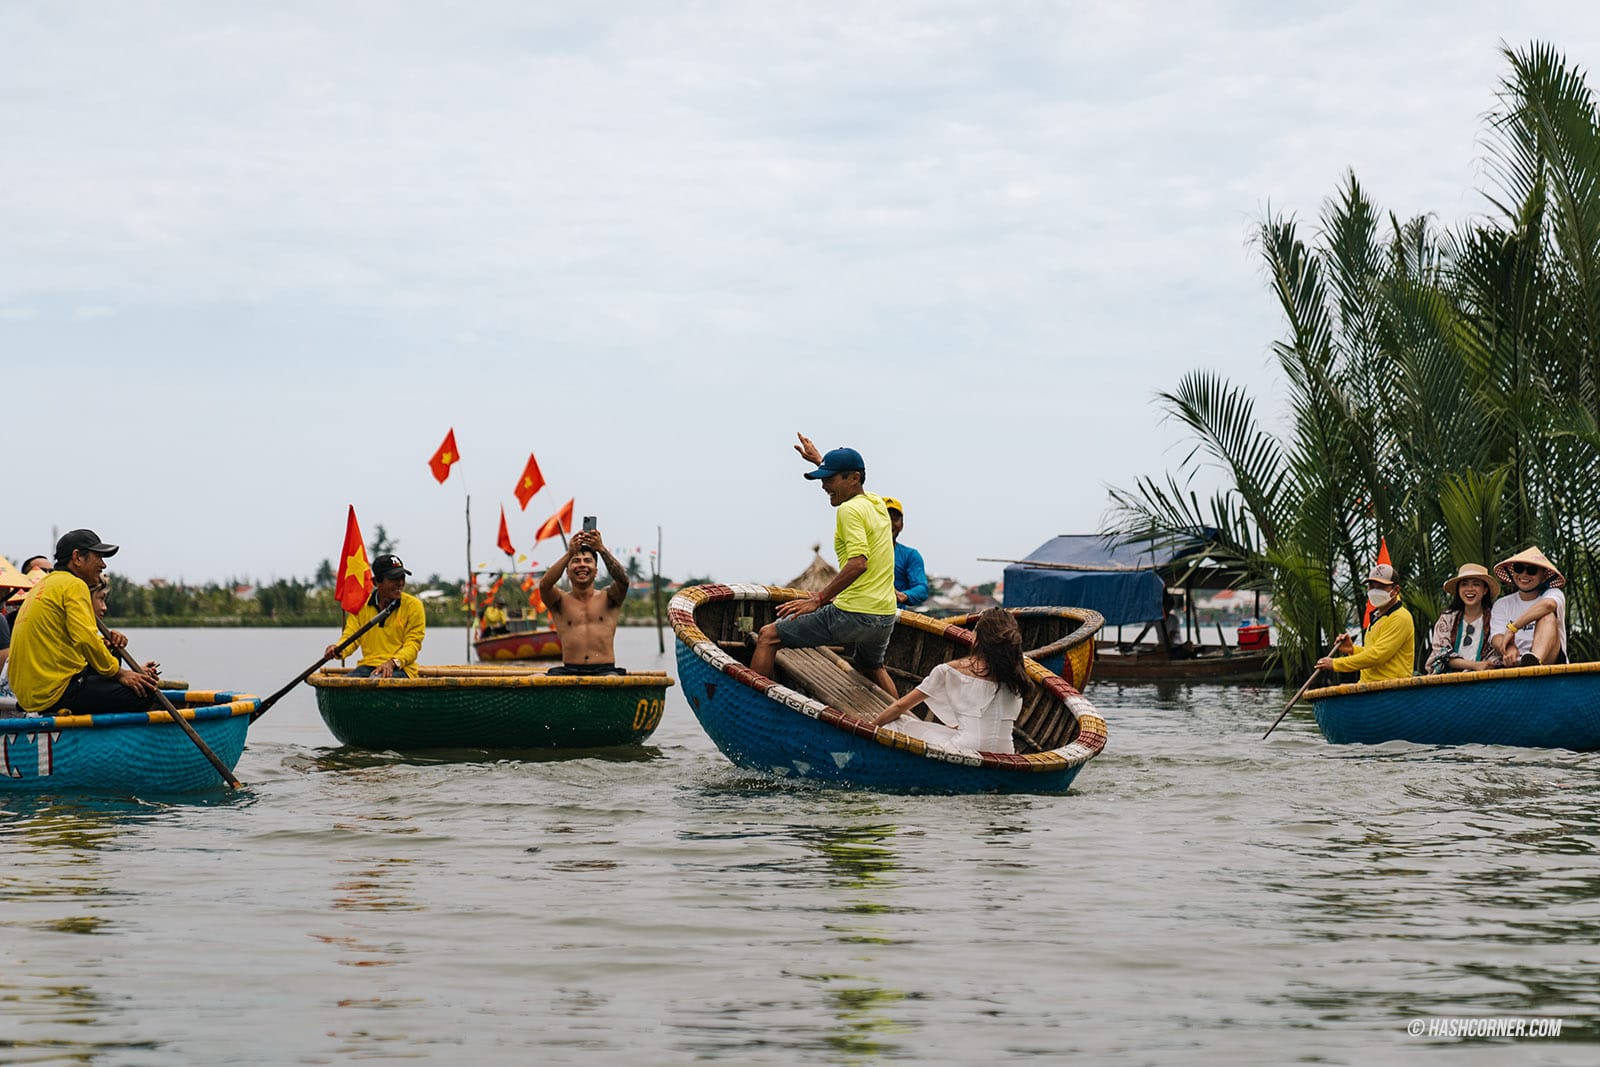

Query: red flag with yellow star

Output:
[497, 505, 515, 557]
[336, 506, 373, 614]
[429, 429, 460, 484]
[513, 453, 545, 510]
[534, 498, 574, 543]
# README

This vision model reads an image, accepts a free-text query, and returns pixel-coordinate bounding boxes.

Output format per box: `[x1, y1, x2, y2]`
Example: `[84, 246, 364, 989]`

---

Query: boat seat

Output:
[774, 647, 895, 722]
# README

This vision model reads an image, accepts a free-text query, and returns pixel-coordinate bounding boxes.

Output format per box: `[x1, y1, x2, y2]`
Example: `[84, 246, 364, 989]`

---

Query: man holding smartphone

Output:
[539, 520, 630, 676]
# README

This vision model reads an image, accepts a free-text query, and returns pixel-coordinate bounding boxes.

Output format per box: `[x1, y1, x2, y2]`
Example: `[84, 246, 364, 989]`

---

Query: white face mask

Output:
[1367, 588, 1393, 609]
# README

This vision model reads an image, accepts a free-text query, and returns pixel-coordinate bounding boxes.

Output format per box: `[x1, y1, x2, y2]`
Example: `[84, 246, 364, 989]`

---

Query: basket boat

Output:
[671, 584, 1108, 793]
[473, 623, 562, 662]
[941, 606, 1102, 688]
[1305, 661, 1600, 750]
[0, 689, 259, 793]
[309, 664, 673, 751]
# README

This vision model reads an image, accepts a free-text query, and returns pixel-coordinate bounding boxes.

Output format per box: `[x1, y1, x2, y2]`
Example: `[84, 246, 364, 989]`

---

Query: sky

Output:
[6, 3, 1600, 590]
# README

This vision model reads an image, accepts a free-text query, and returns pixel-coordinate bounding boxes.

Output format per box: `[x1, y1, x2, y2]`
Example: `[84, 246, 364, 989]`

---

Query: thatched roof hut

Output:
[785, 545, 837, 593]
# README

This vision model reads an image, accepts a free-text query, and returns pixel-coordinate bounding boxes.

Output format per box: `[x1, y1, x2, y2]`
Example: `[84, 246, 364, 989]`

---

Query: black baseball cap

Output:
[55, 529, 120, 563]
[373, 554, 411, 579]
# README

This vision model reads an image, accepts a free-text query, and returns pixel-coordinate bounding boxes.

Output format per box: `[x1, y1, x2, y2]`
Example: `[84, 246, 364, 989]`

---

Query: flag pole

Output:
[464, 492, 472, 661]
[655, 525, 666, 653]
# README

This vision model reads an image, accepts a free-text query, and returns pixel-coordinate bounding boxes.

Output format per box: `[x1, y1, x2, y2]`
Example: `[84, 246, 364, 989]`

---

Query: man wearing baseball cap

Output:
[750, 433, 899, 697]
[8, 529, 161, 715]
[880, 497, 928, 608]
[1315, 562, 1415, 682]
[324, 553, 427, 678]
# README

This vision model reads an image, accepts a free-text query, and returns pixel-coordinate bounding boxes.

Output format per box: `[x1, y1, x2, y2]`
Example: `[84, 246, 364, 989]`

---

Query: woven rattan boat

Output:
[1305, 661, 1600, 749]
[309, 665, 673, 751]
[0, 688, 259, 793]
[941, 606, 1103, 688]
[671, 584, 1108, 793]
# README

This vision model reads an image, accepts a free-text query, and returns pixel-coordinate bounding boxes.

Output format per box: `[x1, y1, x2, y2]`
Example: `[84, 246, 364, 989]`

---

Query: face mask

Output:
[1367, 588, 1392, 609]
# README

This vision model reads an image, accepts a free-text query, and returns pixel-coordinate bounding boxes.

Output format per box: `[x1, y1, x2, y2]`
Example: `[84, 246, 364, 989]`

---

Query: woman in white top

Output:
[1425, 563, 1502, 674]
[872, 608, 1030, 754]
[1488, 546, 1568, 667]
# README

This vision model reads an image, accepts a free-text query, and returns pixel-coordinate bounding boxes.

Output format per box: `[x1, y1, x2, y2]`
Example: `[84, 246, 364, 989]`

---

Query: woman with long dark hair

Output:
[872, 607, 1031, 753]
[1425, 563, 1502, 674]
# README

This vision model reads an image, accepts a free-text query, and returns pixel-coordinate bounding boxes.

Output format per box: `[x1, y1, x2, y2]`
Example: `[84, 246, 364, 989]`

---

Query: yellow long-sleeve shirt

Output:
[9, 570, 121, 711]
[1332, 603, 1415, 683]
[339, 592, 426, 677]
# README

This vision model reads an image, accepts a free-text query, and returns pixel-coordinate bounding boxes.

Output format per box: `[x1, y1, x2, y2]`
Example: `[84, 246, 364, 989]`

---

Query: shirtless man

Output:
[539, 528, 629, 675]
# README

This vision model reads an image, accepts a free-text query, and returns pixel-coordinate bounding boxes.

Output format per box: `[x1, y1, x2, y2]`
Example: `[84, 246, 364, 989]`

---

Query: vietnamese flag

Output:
[429, 429, 460, 484]
[336, 506, 374, 614]
[534, 498, 574, 543]
[514, 453, 546, 510]
[1362, 538, 1392, 629]
[497, 505, 516, 557]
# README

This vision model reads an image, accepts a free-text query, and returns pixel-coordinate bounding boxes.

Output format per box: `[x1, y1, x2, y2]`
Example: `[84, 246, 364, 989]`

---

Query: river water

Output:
[2, 627, 1596, 1064]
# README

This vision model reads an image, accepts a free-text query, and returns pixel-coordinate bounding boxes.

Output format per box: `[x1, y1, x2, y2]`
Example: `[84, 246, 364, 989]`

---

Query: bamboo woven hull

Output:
[1307, 662, 1600, 750]
[0, 690, 258, 794]
[310, 668, 672, 751]
[473, 629, 562, 661]
[671, 585, 1107, 794]
[943, 606, 1102, 689]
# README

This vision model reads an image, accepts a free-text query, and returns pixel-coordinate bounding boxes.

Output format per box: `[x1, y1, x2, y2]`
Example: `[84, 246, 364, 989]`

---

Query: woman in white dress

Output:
[871, 608, 1031, 754]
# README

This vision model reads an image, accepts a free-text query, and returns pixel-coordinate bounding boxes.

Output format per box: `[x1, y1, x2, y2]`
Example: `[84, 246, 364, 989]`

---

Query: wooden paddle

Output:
[252, 599, 399, 719]
[1262, 639, 1344, 740]
[95, 620, 241, 789]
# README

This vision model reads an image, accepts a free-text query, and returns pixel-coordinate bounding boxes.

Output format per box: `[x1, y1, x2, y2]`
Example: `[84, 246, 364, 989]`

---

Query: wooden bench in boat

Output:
[774, 647, 894, 723]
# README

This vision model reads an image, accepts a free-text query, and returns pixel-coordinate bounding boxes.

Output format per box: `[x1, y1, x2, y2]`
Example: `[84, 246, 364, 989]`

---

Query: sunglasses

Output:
[1509, 563, 1546, 576]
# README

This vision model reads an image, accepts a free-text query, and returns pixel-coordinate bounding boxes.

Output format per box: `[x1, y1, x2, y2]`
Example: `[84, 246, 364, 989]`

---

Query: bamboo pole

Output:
[655, 525, 665, 653]
[464, 492, 473, 660]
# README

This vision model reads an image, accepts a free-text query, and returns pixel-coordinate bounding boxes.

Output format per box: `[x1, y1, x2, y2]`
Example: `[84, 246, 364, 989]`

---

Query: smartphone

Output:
[581, 515, 597, 532]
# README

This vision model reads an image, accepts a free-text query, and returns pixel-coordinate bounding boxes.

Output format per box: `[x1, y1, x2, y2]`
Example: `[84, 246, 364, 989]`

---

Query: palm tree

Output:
[1109, 42, 1600, 672]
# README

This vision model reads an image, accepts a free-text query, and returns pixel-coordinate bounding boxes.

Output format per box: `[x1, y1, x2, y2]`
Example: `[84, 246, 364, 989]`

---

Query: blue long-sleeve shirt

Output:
[894, 542, 928, 607]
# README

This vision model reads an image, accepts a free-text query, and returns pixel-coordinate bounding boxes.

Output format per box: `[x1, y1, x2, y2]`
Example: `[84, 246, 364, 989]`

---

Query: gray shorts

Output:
[774, 603, 896, 669]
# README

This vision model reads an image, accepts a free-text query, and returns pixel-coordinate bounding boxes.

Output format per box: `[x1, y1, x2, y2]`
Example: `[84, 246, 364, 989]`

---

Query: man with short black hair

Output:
[750, 433, 899, 697]
[540, 528, 629, 675]
[324, 554, 427, 678]
[9, 529, 160, 715]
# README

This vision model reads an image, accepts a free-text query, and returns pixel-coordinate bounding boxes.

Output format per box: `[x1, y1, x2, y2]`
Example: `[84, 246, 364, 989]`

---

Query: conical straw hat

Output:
[0, 554, 37, 592]
[1493, 546, 1564, 589]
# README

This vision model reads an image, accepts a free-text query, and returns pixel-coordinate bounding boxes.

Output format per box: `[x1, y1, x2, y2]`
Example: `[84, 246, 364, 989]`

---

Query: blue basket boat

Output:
[1305, 662, 1600, 750]
[0, 689, 259, 793]
[671, 584, 1108, 793]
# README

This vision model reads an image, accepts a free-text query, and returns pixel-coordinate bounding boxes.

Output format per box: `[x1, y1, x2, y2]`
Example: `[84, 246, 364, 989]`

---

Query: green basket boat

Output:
[308, 665, 674, 751]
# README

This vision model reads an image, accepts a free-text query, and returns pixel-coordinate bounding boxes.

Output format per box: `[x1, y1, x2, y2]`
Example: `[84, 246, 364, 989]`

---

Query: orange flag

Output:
[336, 506, 373, 614]
[534, 498, 574, 543]
[514, 453, 546, 510]
[429, 429, 460, 484]
[527, 585, 545, 617]
[1363, 538, 1392, 628]
[497, 505, 515, 557]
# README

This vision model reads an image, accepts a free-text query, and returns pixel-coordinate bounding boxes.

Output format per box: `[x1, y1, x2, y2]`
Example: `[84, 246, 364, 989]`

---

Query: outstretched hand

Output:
[793, 433, 823, 465]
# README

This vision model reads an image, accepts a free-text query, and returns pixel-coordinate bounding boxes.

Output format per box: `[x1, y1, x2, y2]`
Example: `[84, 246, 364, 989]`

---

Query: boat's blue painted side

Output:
[0, 691, 257, 793]
[1307, 663, 1600, 750]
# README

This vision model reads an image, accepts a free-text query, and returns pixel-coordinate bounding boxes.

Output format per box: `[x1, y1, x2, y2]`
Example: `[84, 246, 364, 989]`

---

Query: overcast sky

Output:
[6, 3, 1600, 589]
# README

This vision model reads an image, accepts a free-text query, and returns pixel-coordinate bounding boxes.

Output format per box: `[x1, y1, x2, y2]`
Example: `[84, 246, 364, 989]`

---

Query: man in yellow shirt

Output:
[751, 434, 899, 697]
[324, 554, 426, 678]
[9, 529, 160, 715]
[1316, 563, 1415, 682]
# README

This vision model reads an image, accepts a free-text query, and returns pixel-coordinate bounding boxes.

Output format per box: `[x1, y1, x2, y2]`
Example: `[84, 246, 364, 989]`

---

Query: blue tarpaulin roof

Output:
[1001, 534, 1203, 626]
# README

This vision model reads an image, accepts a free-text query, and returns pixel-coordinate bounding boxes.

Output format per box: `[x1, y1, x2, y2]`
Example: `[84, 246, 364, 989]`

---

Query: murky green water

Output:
[2, 628, 1596, 1064]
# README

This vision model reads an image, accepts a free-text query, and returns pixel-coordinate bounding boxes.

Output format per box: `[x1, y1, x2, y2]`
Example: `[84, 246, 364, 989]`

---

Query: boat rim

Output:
[1306, 659, 1600, 701]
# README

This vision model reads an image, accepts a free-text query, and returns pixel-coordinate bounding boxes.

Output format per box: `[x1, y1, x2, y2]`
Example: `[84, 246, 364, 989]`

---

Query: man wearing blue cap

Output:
[750, 434, 899, 697]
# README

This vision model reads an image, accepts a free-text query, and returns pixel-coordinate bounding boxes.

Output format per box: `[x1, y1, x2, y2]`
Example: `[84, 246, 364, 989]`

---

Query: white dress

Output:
[885, 662, 1022, 754]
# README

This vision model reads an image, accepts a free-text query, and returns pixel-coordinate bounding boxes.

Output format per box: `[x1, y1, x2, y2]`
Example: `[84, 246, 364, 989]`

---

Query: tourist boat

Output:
[473, 618, 562, 662]
[671, 584, 1107, 793]
[941, 605, 1102, 688]
[998, 533, 1283, 684]
[308, 664, 672, 751]
[0, 688, 259, 793]
[1305, 661, 1600, 750]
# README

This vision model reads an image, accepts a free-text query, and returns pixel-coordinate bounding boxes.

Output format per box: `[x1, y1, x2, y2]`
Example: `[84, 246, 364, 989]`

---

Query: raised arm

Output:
[590, 530, 630, 607]
[793, 432, 823, 465]
[538, 544, 574, 609]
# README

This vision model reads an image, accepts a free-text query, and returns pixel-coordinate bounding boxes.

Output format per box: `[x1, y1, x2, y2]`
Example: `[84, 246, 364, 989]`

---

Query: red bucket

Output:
[1237, 624, 1270, 650]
